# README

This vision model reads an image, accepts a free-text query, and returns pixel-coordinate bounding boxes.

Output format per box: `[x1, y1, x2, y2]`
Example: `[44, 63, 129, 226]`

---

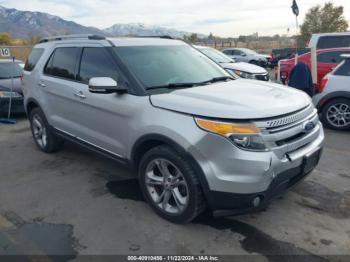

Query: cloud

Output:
[0, 0, 349, 37]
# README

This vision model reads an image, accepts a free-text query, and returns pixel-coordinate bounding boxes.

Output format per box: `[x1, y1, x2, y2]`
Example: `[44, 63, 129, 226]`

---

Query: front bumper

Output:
[208, 147, 323, 216]
[189, 118, 324, 214]
[0, 94, 25, 114]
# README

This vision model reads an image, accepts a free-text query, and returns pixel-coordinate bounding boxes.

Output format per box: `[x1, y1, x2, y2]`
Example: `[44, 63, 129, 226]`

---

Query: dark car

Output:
[270, 48, 310, 68]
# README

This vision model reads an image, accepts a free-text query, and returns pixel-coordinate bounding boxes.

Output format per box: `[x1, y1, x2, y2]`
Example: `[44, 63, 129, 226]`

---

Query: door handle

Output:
[74, 91, 86, 99]
[38, 82, 46, 88]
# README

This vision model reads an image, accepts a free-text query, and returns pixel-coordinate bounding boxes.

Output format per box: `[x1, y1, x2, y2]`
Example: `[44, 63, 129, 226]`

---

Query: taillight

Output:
[319, 76, 329, 93]
[20, 74, 23, 81]
[281, 71, 288, 79]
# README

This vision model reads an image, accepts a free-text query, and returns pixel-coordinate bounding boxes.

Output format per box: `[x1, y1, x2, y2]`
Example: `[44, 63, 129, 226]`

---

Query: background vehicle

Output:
[222, 48, 270, 68]
[195, 45, 269, 81]
[0, 59, 24, 94]
[308, 32, 350, 49]
[23, 35, 324, 223]
[279, 48, 350, 87]
[270, 48, 310, 68]
[313, 55, 350, 130]
[0, 84, 24, 115]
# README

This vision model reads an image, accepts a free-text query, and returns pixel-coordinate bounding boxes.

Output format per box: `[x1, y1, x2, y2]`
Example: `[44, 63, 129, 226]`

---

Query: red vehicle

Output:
[278, 47, 350, 88]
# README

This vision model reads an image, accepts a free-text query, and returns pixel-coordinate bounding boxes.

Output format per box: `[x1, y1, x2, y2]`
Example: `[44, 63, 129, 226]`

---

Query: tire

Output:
[29, 107, 64, 153]
[321, 98, 350, 130]
[138, 145, 206, 223]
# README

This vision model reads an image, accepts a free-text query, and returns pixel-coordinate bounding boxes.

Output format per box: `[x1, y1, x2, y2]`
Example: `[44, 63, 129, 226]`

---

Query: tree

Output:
[0, 32, 12, 45]
[188, 33, 198, 43]
[300, 2, 348, 46]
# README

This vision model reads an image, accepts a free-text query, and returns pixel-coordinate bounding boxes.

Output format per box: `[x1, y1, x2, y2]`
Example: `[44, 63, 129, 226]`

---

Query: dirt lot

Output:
[0, 118, 349, 261]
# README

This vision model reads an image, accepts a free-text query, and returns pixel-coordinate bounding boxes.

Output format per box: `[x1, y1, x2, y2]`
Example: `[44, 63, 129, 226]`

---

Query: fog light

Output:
[252, 196, 262, 207]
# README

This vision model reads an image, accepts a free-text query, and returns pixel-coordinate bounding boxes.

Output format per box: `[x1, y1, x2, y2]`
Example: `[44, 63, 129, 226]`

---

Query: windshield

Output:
[114, 45, 230, 89]
[0, 63, 22, 79]
[200, 48, 233, 63]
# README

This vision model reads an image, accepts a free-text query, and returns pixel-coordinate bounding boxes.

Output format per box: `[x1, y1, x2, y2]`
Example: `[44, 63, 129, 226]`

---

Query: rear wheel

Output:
[29, 107, 64, 152]
[321, 98, 350, 130]
[139, 145, 206, 223]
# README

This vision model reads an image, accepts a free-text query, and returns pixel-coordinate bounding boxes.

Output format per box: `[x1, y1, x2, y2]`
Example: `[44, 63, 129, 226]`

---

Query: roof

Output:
[312, 32, 350, 37]
[36, 35, 186, 48]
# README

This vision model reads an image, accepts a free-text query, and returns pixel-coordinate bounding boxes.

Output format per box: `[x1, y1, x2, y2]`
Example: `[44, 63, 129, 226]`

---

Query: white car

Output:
[221, 48, 270, 68]
[308, 32, 350, 49]
[195, 46, 270, 81]
[313, 54, 350, 130]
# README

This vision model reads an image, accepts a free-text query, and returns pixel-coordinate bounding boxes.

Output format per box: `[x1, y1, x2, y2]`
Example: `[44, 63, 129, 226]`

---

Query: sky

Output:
[1, 0, 350, 37]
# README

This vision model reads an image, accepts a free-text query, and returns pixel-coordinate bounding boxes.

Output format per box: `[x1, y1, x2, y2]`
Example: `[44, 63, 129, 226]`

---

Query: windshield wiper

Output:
[146, 82, 197, 90]
[202, 76, 234, 84]
[146, 76, 233, 91]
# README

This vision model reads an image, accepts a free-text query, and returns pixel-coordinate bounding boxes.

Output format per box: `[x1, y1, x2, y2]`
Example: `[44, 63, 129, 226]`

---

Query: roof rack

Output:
[39, 34, 106, 43]
[135, 35, 174, 39]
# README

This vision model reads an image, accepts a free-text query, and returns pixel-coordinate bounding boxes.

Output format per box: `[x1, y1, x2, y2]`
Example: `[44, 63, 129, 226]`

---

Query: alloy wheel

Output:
[326, 103, 350, 128]
[32, 114, 48, 149]
[145, 158, 189, 215]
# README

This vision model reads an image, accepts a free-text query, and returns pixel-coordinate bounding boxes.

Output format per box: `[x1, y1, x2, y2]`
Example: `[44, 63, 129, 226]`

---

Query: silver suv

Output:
[23, 35, 324, 223]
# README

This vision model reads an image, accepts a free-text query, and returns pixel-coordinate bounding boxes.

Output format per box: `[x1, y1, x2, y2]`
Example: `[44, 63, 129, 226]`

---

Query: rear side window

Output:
[318, 51, 350, 63]
[334, 59, 350, 76]
[44, 47, 80, 80]
[24, 48, 44, 71]
[317, 36, 350, 49]
[223, 50, 232, 55]
[77, 47, 119, 84]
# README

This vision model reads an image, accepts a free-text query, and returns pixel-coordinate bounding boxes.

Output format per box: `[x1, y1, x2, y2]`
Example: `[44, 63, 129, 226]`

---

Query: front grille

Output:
[255, 105, 320, 156]
[255, 105, 315, 129]
[254, 73, 270, 81]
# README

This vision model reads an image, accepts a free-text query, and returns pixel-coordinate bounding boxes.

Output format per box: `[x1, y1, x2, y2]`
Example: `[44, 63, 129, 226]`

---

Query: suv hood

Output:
[150, 79, 311, 119]
[220, 62, 267, 74]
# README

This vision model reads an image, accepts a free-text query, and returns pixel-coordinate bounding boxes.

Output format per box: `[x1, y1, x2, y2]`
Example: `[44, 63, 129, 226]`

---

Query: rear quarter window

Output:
[334, 59, 350, 76]
[24, 48, 44, 71]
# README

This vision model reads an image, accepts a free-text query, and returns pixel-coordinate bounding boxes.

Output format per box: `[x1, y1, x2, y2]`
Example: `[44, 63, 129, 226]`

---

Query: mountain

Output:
[0, 5, 205, 39]
[0, 6, 106, 38]
[104, 23, 206, 38]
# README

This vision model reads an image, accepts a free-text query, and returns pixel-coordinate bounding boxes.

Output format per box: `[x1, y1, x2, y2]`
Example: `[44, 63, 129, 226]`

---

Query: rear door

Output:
[39, 46, 82, 135]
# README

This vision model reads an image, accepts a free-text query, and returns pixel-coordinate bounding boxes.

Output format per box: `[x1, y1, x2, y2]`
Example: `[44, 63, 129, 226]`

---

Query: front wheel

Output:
[321, 98, 350, 130]
[139, 145, 206, 223]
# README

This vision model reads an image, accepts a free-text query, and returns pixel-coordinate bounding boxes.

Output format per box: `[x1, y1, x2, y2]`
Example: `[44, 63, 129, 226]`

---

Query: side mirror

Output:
[88, 77, 127, 94]
[241, 53, 247, 57]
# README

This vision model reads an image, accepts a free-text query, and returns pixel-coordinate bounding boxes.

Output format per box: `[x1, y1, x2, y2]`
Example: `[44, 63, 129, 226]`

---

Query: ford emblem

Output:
[303, 121, 315, 132]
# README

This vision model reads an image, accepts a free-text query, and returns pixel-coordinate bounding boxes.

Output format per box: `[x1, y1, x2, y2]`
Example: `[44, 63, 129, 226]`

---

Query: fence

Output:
[196, 40, 296, 54]
[0, 46, 33, 62]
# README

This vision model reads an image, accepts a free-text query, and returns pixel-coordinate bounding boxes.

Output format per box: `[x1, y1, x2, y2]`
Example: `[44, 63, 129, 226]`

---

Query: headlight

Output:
[195, 118, 268, 151]
[233, 70, 254, 79]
